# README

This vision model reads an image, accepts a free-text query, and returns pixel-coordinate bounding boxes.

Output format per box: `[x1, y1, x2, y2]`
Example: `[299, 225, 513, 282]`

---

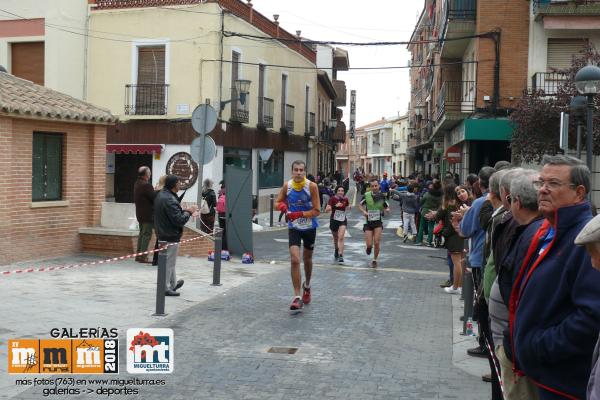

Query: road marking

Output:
[397, 244, 439, 251]
[274, 238, 288, 243]
[312, 263, 447, 276]
[353, 221, 363, 229]
[385, 220, 403, 229]
[317, 229, 351, 238]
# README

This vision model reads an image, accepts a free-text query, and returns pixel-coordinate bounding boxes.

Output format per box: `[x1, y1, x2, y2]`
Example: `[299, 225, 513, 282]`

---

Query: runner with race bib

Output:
[325, 186, 350, 263]
[275, 160, 321, 311]
[358, 178, 390, 268]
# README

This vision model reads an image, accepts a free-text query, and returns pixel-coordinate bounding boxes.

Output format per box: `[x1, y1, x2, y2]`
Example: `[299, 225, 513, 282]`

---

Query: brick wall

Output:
[0, 117, 107, 264]
[476, 0, 530, 109]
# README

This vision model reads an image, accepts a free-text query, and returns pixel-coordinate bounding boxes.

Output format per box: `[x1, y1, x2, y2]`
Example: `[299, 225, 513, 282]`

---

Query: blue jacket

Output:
[460, 193, 487, 267]
[511, 202, 600, 399]
[380, 178, 390, 193]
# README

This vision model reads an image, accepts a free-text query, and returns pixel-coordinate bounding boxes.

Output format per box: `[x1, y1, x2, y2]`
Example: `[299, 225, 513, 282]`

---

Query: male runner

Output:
[325, 185, 350, 263]
[358, 178, 390, 268]
[275, 160, 321, 310]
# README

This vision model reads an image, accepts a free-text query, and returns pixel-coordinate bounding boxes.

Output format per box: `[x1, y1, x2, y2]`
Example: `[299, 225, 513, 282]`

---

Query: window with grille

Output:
[32, 133, 63, 201]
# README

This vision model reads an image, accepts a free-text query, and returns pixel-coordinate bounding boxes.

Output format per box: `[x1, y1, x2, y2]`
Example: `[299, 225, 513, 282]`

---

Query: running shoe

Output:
[444, 286, 462, 295]
[366, 247, 372, 255]
[290, 296, 303, 310]
[371, 260, 378, 268]
[338, 255, 344, 263]
[402, 235, 408, 243]
[334, 248, 339, 260]
[302, 283, 311, 305]
[439, 279, 452, 288]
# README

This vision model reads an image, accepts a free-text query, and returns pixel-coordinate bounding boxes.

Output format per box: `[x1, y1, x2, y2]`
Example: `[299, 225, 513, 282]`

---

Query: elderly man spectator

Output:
[133, 166, 156, 264]
[154, 175, 198, 296]
[574, 214, 600, 399]
[510, 155, 600, 399]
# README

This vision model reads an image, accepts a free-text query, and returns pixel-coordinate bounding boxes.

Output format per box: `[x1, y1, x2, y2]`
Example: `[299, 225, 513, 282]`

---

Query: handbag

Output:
[200, 197, 210, 215]
[433, 220, 444, 235]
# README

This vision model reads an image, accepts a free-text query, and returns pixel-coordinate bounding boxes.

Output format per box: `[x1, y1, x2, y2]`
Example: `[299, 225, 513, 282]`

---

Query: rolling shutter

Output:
[547, 39, 587, 70]
[11, 42, 44, 85]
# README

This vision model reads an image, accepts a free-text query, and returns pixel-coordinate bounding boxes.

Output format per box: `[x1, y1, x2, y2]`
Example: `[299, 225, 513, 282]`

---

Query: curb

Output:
[451, 294, 488, 378]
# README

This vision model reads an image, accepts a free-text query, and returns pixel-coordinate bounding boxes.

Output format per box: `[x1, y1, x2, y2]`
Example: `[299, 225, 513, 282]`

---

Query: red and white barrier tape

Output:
[0, 233, 213, 276]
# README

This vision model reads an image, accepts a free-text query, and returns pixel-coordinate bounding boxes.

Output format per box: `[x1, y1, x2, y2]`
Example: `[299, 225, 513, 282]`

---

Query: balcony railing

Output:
[531, 72, 568, 95]
[258, 97, 273, 128]
[230, 88, 249, 123]
[305, 112, 315, 136]
[447, 0, 477, 19]
[283, 104, 294, 133]
[435, 80, 475, 122]
[125, 84, 168, 115]
[533, 0, 600, 15]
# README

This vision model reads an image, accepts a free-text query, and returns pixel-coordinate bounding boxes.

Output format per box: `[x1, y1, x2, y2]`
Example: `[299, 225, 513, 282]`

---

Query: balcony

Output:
[124, 84, 168, 115]
[230, 88, 249, 123]
[434, 80, 475, 134]
[440, 0, 477, 58]
[333, 80, 347, 107]
[531, 71, 568, 95]
[257, 97, 274, 129]
[533, 0, 600, 21]
[305, 112, 316, 136]
[281, 104, 294, 134]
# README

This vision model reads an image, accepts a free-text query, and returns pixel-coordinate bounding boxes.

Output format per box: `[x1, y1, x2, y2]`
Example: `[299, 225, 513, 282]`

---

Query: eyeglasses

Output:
[532, 179, 577, 191]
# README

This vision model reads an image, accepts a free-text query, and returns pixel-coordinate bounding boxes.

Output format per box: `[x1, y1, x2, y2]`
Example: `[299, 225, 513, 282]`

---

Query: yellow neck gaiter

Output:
[291, 177, 306, 191]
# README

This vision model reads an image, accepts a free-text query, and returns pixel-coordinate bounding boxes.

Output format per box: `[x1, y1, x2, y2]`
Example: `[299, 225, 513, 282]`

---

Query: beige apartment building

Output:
[86, 0, 323, 210]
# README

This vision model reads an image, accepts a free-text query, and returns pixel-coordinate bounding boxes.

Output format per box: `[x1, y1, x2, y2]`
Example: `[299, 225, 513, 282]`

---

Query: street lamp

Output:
[570, 95, 587, 158]
[574, 64, 600, 171]
[220, 79, 251, 111]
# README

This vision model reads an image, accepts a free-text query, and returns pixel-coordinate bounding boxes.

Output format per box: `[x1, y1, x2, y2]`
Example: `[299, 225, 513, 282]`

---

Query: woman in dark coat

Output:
[200, 179, 217, 234]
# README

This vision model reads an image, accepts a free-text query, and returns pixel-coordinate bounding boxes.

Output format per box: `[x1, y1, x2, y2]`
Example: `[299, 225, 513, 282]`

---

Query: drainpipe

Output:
[83, 3, 91, 100]
[218, 8, 225, 119]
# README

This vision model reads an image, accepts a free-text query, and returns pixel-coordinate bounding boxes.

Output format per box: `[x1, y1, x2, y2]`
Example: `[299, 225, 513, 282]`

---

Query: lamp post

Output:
[574, 65, 600, 172]
[220, 79, 251, 111]
[570, 95, 587, 158]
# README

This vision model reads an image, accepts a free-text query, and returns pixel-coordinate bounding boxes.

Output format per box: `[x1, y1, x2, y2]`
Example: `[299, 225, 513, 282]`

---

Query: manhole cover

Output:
[267, 347, 298, 354]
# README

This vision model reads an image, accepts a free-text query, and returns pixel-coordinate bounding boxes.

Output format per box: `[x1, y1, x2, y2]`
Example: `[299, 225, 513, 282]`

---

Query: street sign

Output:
[191, 103, 218, 135]
[445, 145, 462, 164]
[349, 90, 356, 139]
[191, 135, 216, 165]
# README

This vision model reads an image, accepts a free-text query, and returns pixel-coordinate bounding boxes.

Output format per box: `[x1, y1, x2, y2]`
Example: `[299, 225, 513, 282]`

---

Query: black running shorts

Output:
[288, 228, 317, 250]
[329, 219, 347, 232]
[363, 221, 383, 232]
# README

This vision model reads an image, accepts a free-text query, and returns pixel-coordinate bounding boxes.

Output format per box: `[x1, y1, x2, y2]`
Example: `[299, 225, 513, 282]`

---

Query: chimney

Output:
[247, 0, 253, 24]
[273, 14, 279, 37]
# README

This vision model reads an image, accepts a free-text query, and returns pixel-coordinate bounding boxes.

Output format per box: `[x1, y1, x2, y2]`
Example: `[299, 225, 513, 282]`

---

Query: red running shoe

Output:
[302, 283, 311, 305]
[290, 296, 303, 310]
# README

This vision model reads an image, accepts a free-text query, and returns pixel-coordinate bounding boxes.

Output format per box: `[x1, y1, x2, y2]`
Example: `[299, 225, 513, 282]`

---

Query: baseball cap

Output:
[575, 214, 600, 245]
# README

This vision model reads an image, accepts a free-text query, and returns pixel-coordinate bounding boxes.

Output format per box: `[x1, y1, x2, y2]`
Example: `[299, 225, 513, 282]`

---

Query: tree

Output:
[510, 44, 600, 163]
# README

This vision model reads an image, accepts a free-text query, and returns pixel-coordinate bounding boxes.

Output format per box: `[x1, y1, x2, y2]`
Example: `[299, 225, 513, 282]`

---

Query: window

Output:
[11, 42, 44, 86]
[135, 45, 166, 115]
[32, 133, 63, 201]
[224, 147, 252, 171]
[547, 38, 587, 70]
[259, 150, 284, 189]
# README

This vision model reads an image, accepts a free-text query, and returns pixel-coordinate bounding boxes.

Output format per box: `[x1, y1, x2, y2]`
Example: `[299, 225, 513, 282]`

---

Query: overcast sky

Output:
[250, 0, 425, 127]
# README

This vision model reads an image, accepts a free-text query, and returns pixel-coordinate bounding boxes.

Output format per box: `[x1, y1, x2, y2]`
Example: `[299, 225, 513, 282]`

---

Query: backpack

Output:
[216, 193, 226, 214]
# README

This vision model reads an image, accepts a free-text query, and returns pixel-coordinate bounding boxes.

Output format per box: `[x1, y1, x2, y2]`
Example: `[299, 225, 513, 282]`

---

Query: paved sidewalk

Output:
[4, 254, 489, 399]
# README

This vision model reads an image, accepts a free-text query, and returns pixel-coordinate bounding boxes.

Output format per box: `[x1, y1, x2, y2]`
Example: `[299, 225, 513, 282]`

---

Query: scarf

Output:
[291, 177, 307, 191]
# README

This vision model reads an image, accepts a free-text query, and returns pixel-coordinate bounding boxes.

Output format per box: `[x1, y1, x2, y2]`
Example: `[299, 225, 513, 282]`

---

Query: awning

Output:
[106, 144, 163, 154]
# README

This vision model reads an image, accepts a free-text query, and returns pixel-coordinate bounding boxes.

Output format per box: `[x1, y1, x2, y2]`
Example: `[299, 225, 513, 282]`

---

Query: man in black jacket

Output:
[154, 175, 198, 296]
[133, 166, 156, 263]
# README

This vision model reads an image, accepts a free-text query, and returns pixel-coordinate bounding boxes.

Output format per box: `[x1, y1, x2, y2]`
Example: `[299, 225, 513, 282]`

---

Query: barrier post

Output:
[212, 229, 223, 286]
[153, 241, 168, 316]
[461, 269, 474, 335]
[269, 194, 274, 227]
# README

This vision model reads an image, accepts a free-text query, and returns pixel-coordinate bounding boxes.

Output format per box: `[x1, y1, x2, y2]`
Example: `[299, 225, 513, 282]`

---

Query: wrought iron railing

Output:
[305, 112, 315, 136]
[447, 0, 477, 19]
[435, 80, 475, 122]
[230, 88, 249, 123]
[125, 84, 168, 115]
[531, 72, 568, 95]
[258, 97, 273, 128]
[284, 104, 294, 133]
[533, 0, 600, 14]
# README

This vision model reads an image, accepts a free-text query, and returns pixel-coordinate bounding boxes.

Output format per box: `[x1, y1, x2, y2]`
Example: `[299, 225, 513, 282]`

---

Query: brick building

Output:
[0, 71, 115, 264]
[408, 0, 530, 178]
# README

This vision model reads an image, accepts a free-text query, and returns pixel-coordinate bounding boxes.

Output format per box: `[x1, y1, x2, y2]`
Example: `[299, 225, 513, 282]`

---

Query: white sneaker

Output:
[444, 286, 461, 295]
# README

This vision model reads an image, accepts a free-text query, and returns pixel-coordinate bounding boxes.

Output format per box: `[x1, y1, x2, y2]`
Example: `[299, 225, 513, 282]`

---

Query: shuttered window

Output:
[136, 46, 165, 115]
[11, 42, 44, 86]
[547, 39, 588, 70]
[32, 133, 63, 201]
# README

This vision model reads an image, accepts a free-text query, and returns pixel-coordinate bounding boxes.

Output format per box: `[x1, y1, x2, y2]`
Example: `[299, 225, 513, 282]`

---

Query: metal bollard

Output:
[461, 270, 474, 335]
[269, 194, 274, 227]
[153, 241, 168, 316]
[212, 229, 223, 286]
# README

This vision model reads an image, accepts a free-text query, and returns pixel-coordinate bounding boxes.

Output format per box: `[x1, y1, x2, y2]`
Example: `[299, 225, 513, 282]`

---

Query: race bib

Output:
[367, 210, 381, 222]
[333, 210, 346, 222]
[292, 217, 312, 229]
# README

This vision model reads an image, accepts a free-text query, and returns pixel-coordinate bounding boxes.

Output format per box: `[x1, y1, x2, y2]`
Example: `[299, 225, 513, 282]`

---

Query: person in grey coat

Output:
[574, 213, 600, 400]
[154, 175, 198, 296]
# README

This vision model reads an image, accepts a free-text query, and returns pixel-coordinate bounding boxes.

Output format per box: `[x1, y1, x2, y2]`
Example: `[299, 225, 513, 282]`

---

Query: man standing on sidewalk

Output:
[275, 161, 321, 311]
[134, 166, 156, 263]
[154, 175, 198, 297]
